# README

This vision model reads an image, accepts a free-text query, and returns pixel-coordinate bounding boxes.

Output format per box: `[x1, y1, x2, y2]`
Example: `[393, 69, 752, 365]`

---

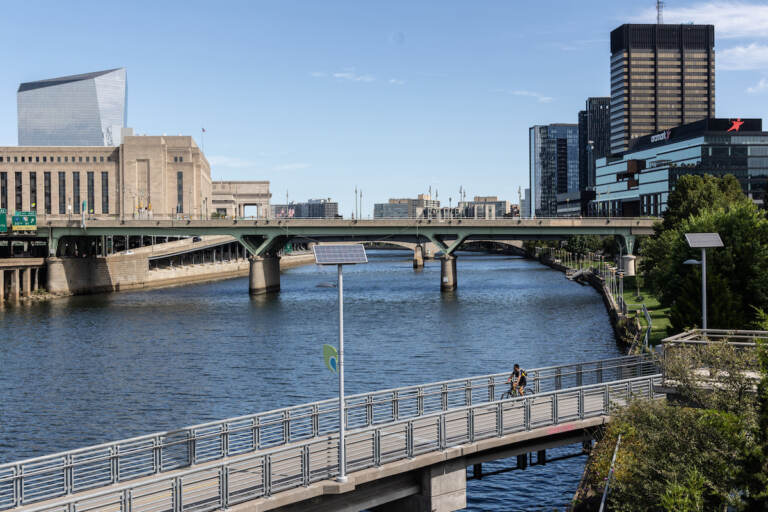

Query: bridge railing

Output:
[0, 354, 657, 510]
[14, 373, 663, 512]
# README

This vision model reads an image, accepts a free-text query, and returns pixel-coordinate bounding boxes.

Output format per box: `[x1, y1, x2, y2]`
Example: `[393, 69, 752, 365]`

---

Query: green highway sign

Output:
[0, 208, 6, 233]
[12, 211, 37, 231]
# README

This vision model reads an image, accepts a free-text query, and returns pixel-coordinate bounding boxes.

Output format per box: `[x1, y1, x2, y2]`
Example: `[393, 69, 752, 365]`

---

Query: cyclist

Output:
[505, 364, 528, 397]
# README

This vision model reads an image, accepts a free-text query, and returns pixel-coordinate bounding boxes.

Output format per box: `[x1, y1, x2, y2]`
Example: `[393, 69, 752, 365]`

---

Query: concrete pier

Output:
[440, 255, 457, 291]
[371, 459, 467, 512]
[249, 256, 281, 295]
[413, 245, 424, 269]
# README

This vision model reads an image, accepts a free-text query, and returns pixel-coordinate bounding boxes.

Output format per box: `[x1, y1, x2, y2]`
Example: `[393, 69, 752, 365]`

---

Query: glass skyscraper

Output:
[18, 68, 127, 146]
[529, 124, 578, 217]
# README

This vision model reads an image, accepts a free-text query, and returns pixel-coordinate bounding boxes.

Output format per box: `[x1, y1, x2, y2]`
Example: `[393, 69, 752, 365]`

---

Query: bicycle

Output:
[499, 385, 534, 400]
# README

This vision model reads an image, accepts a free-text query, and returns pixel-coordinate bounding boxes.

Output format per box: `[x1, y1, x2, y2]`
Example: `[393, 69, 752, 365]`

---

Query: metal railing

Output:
[16, 374, 663, 512]
[0, 355, 657, 510]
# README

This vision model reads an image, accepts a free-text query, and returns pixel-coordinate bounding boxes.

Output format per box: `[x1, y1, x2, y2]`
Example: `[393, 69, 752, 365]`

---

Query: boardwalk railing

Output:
[0, 355, 657, 510]
[16, 374, 663, 512]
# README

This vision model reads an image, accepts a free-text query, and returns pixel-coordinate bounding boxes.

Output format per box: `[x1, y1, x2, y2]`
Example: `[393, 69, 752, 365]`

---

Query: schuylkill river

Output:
[0, 251, 621, 510]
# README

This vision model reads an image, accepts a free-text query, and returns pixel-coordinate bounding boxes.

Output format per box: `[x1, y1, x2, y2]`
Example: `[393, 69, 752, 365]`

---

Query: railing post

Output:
[555, 368, 562, 390]
[552, 393, 559, 424]
[222, 423, 230, 457]
[220, 465, 229, 508]
[374, 429, 382, 466]
[187, 430, 196, 467]
[366, 396, 373, 426]
[14, 464, 22, 508]
[417, 387, 424, 416]
[283, 411, 290, 444]
[122, 488, 132, 512]
[302, 445, 310, 486]
[252, 417, 261, 450]
[468, 408, 475, 442]
[496, 402, 504, 437]
[465, 380, 472, 406]
[65, 453, 73, 493]
[603, 385, 609, 413]
[626, 381, 631, 402]
[576, 365, 583, 387]
[111, 445, 120, 483]
[393, 391, 400, 420]
[312, 405, 319, 438]
[153, 436, 162, 474]
[407, 422, 414, 458]
[579, 389, 584, 420]
[439, 415, 447, 450]
[441, 384, 448, 411]
[597, 361, 603, 383]
[264, 455, 272, 497]
[488, 377, 495, 403]
[173, 476, 182, 512]
[534, 371, 540, 393]
[524, 398, 531, 430]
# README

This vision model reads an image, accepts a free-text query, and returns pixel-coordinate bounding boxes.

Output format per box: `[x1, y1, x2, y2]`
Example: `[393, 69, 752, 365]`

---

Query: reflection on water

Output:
[0, 251, 620, 510]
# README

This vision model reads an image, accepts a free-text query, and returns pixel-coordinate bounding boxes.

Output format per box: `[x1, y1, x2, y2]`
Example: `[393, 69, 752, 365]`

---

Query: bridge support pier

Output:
[440, 255, 457, 291]
[249, 256, 280, 295]
[11, 268, 19, 303]
[413, 245, 424, 269]
[372, 458, 467, 512]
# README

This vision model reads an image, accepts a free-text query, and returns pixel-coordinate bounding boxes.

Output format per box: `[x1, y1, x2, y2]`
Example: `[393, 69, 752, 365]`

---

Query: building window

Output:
[177, 171, 183, 213]
[15, 172, 22, 211]
[101, 172, 109, 214]
[100, 156, 104, 162]
[0, 172, 6, 210]
[86, 156, 90, 163]
[58, 172, 66, 214]
[57, 156, 61, 163]
[44, 172, 51, 214]
[179, 156, 183, 163]
[21, 156, 24, 163]
[78, 156, 82, 163]
[0, 157, 3, 162]
[29, 172, 37, 211]
[73, 172, 80, 214]
[35, 156, 39, 163]
[14, 156, 17, 163]
[87, 172, 94, 214]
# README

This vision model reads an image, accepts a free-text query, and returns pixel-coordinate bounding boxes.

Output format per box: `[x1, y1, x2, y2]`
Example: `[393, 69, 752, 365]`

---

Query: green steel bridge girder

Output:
[41, 219, 656, 257]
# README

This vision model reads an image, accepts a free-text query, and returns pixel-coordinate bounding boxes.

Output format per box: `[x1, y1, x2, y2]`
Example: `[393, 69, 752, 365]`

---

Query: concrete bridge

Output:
[0, 355, 662, 512]
[28, 217, 655, 293]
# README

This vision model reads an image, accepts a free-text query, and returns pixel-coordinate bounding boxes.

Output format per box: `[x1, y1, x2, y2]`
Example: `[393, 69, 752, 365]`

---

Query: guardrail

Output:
[14, 374, 663, 512]
[0, 354, 657, 510]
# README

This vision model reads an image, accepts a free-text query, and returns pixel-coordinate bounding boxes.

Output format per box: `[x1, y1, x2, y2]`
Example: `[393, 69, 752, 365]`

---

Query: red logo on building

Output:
[727, 118, 744, 132]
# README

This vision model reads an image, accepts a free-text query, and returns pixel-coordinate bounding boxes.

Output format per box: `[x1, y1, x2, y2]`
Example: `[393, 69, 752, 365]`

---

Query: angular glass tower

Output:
[18, 68, 127, 146]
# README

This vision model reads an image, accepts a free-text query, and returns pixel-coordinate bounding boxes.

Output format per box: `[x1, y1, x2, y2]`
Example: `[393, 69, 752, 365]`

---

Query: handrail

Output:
[0, 354, 658, 509]
[14, 374, 663, 512]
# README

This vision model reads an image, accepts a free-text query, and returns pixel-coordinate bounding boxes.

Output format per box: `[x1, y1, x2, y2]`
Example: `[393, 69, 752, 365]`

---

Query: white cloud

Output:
[719, 43, 768, 70]
[208, 156, 259, 168]
[633, 2, 768, 39]
[332, 71, 375, 82]
[497, 89, 553, 103]
[273, 163, 310, 171]
[388, 78, 406, 85]
[310, 71, 327, 78]
[747, 77, 768, 93]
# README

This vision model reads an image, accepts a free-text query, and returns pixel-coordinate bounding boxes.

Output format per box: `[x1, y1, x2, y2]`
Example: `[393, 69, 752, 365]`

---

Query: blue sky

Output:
[1, 1, 767, 216]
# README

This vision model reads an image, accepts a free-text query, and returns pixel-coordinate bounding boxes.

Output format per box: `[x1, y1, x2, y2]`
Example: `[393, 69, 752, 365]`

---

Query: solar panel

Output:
[313, 244, 368, 265]
[685, 233, 724, 248]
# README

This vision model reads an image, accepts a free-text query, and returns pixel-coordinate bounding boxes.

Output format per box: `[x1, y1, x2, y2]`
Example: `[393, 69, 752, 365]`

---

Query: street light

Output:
[313, 244, 368, 482]
[684, 233, 724, 330]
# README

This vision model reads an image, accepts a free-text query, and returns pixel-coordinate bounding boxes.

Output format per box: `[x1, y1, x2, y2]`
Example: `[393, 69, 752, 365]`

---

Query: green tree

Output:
[661, 173, 747, 231]
[742, 337, 768, 509]
[642, 200, 768, 331]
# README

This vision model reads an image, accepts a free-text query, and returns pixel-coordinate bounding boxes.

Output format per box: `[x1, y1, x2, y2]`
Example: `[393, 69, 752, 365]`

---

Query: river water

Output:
[0, 251, 621, 510]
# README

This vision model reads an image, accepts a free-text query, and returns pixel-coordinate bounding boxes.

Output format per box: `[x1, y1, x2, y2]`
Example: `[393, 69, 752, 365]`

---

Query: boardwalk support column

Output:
[413, 245, 424, 269]
[371, 458, 467, 512]
[440, 255, 457, 291]
[249, 256, 280, 295]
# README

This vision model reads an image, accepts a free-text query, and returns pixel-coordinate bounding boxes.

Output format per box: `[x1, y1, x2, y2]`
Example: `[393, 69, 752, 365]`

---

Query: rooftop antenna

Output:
[657, 0, 664, 24]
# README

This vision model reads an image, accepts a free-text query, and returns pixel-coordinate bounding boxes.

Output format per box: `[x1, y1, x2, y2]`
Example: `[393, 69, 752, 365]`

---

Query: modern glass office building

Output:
[18, 68, 127, 146]
[593, 118, 767, 216]
[529, 124, 579, 217]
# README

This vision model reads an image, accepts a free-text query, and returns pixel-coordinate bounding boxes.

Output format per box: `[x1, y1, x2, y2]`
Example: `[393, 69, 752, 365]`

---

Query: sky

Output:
[1, 1, 767, 217]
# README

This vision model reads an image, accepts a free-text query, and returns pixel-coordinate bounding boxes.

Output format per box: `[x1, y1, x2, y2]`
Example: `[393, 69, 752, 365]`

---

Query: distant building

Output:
[593, 118, 766, 216]
[0, 135, 210, 218]
[18, 68, 128, 147]
[529, 124, 578, 217]
[272, 198, 339, 218]
[211, 181, 271, 218]
[609, 24, 715, 154]
[458, 196, 510, 219]
[373, 194, 439, 219]
[578, 97, 610, 191]
[520, 188, 531, 217]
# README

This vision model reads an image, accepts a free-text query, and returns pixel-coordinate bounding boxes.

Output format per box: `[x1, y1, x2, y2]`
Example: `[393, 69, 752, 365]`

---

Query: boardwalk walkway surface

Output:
[0, 355, 661, 512]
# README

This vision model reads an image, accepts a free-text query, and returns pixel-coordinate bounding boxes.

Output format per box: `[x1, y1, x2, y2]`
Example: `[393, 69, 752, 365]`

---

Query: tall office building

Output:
[529, 124, 578, 217]
[18, 68, 127, 146]
[578, 97, 611, 190]
[609, 24, 715, 154]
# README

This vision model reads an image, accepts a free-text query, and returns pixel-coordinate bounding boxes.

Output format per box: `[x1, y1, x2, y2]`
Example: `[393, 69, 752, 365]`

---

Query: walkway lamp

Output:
[684, 232, 723, 330]
[312, 244, 368, 483]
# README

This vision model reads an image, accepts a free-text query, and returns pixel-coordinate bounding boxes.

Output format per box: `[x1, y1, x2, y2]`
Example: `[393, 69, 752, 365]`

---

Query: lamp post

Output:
[312, 244, 368, 482]
[684, 233, 724, 330]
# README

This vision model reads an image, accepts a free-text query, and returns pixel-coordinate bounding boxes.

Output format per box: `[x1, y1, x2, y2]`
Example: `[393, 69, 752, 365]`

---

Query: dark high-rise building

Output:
[610, 24, 715, 154]
[578, 97, 611, 190]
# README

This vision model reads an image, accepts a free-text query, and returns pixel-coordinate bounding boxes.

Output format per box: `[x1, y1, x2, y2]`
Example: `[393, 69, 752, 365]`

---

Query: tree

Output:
[564, 235, 602, 255]
[661, 174, 747, 232]
[641, 196, 768, 331]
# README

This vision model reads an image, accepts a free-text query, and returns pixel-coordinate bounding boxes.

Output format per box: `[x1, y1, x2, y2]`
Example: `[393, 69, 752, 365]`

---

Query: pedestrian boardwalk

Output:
[0, 355, 660, 512]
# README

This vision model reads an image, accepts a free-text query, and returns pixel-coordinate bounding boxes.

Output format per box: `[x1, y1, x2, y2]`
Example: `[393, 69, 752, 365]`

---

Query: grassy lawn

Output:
[622, 275, 671, 345]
